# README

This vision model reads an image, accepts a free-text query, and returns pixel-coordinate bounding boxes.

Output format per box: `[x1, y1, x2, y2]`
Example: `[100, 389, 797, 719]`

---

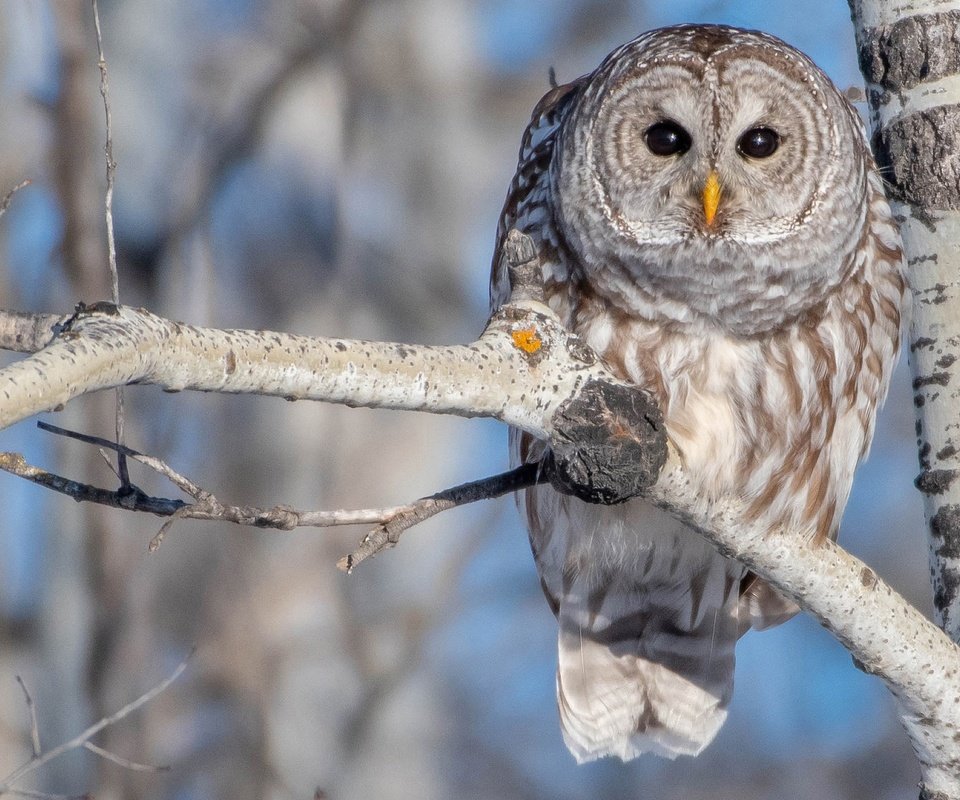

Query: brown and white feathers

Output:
[491, 24, 905, 762]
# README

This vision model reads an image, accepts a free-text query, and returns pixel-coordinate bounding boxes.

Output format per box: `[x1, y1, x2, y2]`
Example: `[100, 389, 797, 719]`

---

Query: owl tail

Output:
[554, 554, 744, 762]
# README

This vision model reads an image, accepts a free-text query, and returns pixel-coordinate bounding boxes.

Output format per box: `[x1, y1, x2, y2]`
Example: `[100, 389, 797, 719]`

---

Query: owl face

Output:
[552, 26, 869, 334]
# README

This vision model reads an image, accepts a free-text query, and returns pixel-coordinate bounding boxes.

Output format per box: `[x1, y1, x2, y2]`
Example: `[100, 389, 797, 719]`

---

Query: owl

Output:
[490, 25, 905, 762]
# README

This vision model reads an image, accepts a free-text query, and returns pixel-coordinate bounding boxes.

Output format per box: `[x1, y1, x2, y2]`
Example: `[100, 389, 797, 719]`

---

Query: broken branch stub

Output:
[546, 377, 666, 505]
[502, 228, 668, 505]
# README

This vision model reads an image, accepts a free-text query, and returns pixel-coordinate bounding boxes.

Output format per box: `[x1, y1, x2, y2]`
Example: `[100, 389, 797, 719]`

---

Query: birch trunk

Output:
[848, 2, 960, 795]
[849, 1, 960, 642]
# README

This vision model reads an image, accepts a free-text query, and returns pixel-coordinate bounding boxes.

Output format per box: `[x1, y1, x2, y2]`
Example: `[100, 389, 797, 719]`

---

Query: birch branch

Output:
[0, 433, 543, 565]
[0, 232, 666, 507]
[0, 657, 187, 796]
[0, 228, 957, 791]
[652, 455, 960, 797]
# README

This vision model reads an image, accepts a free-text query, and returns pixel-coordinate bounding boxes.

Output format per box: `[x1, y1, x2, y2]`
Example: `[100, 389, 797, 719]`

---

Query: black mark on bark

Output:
[872, 105, 960, 211]
[913, 372, 951, 389]
[916, 468, 959, 495]
[933, 567, 960, 620]
[936, 353, 957, 369]
[858, 11, 960, 90]
[920, 441, 932, 470]
[922, 785, 954, 800]
[937, 444, 957, 461]
[930, 503, 960, 559]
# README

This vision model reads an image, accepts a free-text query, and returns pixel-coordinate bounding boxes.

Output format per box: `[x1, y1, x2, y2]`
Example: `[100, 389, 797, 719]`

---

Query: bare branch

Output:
[14, 677, 41, 759]
[147, 506, 190, 553]
[91, 0, 117, 301]
[24, 447, 537, 559]
[0, 425, 543, 559]
[5, 789, 87, 800]
[0, 301, 647, 455]
[82, 741, 168, 773]
[0, 181, 31, 221]
[337, 463, 544, 572]
[37, 422, 205, 499]
[0, 451, 186, 517]
[0, 655, 190, 794]
[91, 0, 129, 491]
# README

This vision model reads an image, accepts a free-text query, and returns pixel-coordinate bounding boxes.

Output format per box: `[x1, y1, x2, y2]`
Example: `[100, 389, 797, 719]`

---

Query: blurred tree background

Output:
[0, 1, 929, 798]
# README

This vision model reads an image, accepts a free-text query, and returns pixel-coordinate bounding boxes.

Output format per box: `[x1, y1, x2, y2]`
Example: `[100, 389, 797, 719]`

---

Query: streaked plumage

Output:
[491, 25, 905, 762]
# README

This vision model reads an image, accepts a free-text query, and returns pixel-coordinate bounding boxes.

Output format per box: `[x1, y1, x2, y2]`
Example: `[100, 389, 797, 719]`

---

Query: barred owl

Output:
[490, 25, 905, 762]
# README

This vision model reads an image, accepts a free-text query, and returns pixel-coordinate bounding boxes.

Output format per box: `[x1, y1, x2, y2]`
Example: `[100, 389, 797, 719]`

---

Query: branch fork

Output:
[0, 230, 666, 568]
[0, 228, 957, 793]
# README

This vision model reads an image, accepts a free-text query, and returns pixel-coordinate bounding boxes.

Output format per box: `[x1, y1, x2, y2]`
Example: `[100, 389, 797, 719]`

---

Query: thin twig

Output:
[148, 505, 192, 553]
[39, 422, 158, 462]
[38, 422, 203, 501]
[96, 447, 122, 481]
[82, 741, 169, 773]
[5, 788, 87, 800]
[14, 677, 41, 759]
[91, 0, 129, 490]
[0, 654, 190, 794]
[25, 422, 547, 564]
[337, 463, 545, 572]
[0, 181, 31, 222]
[0, 448, 393, 529]
[0, 452, 187, 518]
[91, 0, 117, 303]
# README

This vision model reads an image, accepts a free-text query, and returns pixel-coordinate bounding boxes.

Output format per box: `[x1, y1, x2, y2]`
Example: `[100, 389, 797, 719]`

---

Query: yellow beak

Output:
[703, 170, 721, 226]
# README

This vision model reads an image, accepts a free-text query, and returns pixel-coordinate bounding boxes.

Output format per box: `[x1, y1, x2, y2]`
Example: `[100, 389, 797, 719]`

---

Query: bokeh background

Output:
[0, 1, 928, 798]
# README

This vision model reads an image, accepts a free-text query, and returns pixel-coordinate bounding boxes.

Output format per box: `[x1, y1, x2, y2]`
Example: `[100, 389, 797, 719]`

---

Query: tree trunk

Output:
[849, 0, 960, 642]
[850, 2, 960, 796]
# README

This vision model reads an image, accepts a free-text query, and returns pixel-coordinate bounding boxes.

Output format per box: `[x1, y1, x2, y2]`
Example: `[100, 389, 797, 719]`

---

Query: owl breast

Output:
[564, 229, 900, 544]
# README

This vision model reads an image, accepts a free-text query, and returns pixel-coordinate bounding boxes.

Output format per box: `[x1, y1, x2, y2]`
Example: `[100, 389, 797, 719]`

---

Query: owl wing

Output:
[738, 573, 800, 634]
[490, 75, 587, 313]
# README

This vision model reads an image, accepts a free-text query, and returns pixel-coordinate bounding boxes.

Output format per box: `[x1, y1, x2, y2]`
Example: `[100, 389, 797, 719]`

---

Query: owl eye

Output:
[737, 127, 780, 159]
[644, 121, 692, 157]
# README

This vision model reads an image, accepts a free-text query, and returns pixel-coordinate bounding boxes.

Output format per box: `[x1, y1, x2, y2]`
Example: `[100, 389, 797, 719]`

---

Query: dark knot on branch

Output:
[546, 377, 666, 504]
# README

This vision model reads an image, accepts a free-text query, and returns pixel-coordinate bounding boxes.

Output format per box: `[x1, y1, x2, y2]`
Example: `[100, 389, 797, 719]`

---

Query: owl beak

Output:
[702, 170, 721, 226]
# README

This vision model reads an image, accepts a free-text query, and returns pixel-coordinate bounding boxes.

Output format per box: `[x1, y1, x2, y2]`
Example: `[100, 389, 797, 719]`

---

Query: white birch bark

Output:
[0, 302, 625, 444]
[849, 2, 960, 646]
[0, 264, 958, 793]
[848, 3, 960, 795]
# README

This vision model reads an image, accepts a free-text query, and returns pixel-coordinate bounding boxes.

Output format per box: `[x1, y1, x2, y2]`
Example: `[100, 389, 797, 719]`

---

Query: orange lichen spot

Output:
[512, 326, 542, 354]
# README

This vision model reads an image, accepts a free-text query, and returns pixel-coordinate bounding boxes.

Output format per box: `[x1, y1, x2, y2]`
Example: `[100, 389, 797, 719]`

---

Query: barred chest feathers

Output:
[564, 244, 902, 546]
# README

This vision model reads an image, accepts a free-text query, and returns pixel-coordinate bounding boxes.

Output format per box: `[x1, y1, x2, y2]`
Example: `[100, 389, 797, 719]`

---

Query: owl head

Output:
[552, 25, 871, 335]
